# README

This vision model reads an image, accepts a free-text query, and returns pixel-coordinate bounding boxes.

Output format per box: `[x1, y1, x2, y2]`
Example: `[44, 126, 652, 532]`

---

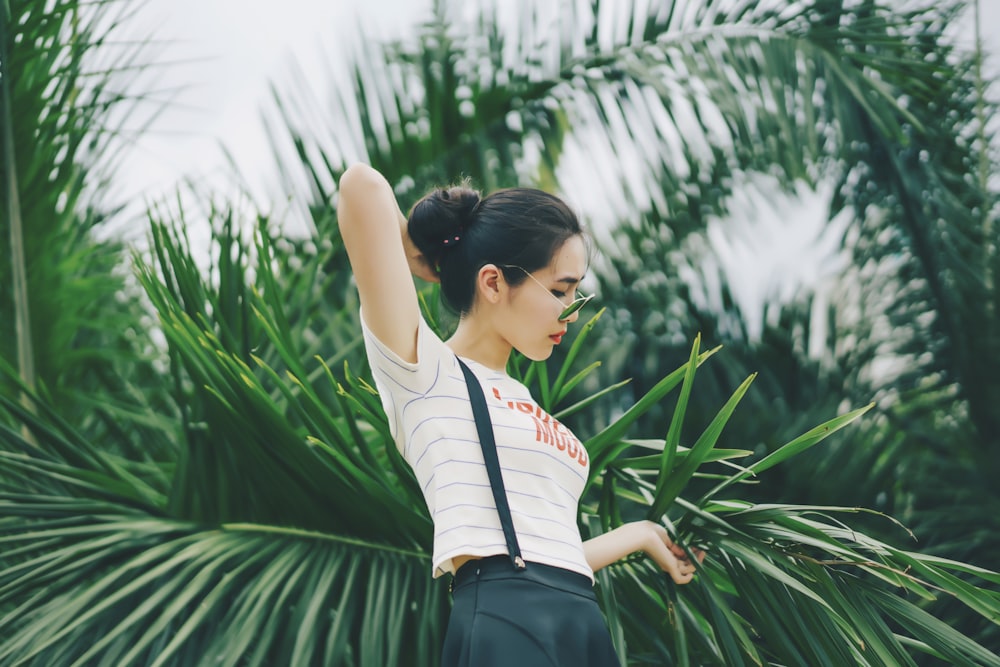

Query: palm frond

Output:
[3, 192, 998, 664]
[0, 0, 177, 456]
[0, 493, 444, 667]
[3, 0, 999, 663]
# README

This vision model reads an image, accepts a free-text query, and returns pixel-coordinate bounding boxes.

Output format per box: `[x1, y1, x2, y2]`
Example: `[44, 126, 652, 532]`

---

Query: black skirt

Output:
[442, 555, 621, 667]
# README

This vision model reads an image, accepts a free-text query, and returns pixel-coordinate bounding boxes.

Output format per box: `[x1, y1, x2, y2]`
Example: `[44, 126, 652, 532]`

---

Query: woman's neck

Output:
[446, 315, 511, 372]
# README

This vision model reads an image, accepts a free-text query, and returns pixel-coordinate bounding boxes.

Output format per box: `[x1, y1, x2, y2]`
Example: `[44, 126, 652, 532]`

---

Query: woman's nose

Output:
[560, 308, 580, 324]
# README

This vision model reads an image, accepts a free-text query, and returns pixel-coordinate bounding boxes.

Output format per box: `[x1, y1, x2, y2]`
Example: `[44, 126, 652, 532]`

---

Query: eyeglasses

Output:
[502, 265, 594, 321]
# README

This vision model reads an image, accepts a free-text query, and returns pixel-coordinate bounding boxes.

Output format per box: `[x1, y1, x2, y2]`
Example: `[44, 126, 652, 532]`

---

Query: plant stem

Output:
[1, 3, 37, 428]
[974, 0, 994, 315]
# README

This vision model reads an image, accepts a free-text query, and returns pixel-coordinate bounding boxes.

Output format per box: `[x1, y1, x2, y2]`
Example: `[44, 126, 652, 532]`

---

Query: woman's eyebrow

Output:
[555, 275, 584, 285]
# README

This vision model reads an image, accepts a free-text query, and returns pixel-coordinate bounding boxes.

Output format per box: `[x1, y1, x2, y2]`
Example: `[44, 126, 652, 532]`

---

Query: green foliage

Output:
[2, 0, 999, 663]
[0, 0, 177, 456]
[2, 214, 998, 665]
[557, 0, 1000, 646]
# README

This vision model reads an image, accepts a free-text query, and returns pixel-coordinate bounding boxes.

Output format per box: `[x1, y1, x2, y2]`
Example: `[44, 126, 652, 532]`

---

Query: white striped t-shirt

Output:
[361, 313, 593, 581]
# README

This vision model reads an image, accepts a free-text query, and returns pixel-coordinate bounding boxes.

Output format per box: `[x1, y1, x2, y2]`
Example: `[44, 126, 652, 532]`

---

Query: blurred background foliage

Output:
[2, 0, 999, 663]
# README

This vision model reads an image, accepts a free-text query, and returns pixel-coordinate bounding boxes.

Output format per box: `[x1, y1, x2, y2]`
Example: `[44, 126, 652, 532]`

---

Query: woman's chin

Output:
[519, 346, 554, 363]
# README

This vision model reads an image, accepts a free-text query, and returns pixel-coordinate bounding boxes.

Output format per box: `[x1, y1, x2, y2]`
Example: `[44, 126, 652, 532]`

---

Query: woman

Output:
[338, 164, 702, 666]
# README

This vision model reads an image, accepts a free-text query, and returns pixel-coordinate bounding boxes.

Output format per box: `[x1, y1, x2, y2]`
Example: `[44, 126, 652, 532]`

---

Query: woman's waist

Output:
[452, 554, 595, 594]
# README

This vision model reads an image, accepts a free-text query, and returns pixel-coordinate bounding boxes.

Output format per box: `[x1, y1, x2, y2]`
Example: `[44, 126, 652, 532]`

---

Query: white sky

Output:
[118, 0, 428, 215]
[118, 0, 1000, 333]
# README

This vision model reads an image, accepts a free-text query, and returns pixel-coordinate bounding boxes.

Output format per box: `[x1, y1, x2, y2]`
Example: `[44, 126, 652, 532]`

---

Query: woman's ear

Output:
[477, 264, 504, 305]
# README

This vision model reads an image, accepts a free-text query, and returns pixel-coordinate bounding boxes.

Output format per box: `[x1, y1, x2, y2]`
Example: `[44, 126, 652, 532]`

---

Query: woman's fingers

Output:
[651, 541, 695, 584]
[642, 521, 706, 584]
[668, 564, 694, 584]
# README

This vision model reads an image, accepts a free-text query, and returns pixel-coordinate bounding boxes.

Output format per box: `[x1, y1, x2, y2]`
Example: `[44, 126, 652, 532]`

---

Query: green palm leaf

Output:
[3, 0, 999, 664]
[3, 201, 999, 664]
[0, 0, 176, 456]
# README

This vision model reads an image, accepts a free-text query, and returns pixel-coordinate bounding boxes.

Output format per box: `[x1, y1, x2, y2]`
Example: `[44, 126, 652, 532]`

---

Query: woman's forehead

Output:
[544, 236, 588, 280]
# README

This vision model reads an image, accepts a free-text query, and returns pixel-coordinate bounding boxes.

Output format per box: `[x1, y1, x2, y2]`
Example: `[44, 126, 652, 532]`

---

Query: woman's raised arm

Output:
[337, 164, 432, 363]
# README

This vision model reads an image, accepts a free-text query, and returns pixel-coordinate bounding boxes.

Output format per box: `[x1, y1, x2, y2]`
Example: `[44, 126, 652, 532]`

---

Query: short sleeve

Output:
[360, 309, 452, 444]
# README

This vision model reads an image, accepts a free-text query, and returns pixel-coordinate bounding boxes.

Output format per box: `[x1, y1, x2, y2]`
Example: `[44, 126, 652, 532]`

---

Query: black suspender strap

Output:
[457, 358, 526, 571]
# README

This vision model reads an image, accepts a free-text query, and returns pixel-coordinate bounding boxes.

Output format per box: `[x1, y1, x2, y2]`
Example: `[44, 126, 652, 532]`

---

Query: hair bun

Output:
[408, 184, 481, 263]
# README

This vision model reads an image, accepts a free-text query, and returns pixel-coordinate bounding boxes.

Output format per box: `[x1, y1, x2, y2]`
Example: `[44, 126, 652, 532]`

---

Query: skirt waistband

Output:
[452, 555, 595, 598]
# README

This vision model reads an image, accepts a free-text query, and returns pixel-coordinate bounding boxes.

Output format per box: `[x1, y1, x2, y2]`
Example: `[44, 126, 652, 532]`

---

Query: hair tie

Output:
[441, 227, 463, 248]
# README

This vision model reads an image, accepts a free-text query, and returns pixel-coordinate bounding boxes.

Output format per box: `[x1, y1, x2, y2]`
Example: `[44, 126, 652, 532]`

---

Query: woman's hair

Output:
[408, 182, 585, 314]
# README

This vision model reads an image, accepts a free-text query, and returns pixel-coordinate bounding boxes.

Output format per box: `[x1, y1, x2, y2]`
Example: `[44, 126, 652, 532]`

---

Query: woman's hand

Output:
[583, 520, 706, 581]
[639, 520, 705, 585]
[400, 219, 440, 283]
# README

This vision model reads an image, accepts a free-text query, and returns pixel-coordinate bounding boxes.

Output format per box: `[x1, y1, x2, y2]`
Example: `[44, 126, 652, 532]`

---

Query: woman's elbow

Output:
[338, 164, 379, 231]
[338, 163, 383, 196]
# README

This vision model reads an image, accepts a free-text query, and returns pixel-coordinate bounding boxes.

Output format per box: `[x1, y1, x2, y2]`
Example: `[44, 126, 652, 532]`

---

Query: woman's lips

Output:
[550, 331, 566, 344]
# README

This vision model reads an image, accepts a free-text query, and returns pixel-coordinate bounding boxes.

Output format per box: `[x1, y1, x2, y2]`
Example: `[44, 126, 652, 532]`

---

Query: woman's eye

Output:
[551, 290, 567, 299]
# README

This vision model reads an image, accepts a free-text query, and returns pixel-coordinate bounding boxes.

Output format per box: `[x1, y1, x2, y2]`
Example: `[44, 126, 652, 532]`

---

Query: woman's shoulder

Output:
[362, 308, 456, 377]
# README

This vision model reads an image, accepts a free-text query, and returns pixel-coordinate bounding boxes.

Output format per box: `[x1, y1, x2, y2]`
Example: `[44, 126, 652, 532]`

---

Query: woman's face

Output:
[497, 235, 589, 361]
